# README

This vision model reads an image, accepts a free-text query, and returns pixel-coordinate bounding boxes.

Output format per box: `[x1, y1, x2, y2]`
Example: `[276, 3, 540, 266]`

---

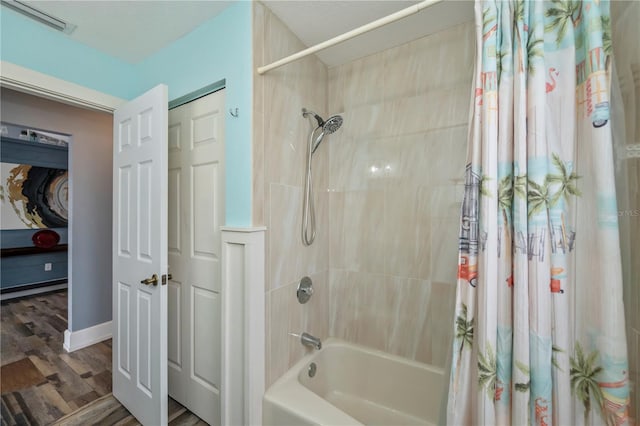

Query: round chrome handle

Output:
[297, 276, 313, 304]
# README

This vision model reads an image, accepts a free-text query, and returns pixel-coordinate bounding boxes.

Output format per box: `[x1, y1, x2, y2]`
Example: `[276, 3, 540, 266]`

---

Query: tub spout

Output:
[301, 332, 322, 350]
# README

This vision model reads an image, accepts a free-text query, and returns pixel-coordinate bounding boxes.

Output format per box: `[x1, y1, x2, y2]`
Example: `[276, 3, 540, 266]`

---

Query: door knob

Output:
[141, 274, 158, 286]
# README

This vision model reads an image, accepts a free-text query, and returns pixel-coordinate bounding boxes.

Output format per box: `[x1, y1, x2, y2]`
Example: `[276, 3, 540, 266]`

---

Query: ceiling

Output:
[24, 1, 232, 63]
[10, 0, 473, 68]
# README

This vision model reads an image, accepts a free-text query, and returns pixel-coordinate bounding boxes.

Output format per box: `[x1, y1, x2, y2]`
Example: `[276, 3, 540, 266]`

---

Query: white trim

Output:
[63, 320, 112, 352]
[0, 283, 67, 301]
[0, 61, 126, 112]
[256, 0, 442, 74]
[221, 228, 265, 426]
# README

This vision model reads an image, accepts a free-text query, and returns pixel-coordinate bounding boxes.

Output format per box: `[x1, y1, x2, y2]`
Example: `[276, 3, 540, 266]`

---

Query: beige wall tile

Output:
[419, 125, 468, 185]
[263, 8, 301, 65]
[263, 97, 306, 187]
[329, 270, 387, 350]
[325, 21, 473, 371]
[429, 184, 463, 219]
[329, 272, 434, 360]
[268, 183, 303, 291]
[343, 55, 386, 109]
[386, 278, 433, 359]
[341, 103, 387, 140]
[383, 185, 432, 280]
[415, 281, 456, 367]
[430, 217, 461, 285]
[265, 132, 330, 291]
[312, 139, 330, 193]
[266, 270, 330, 388]
[384, 94, 431, 137]
[329, 190, 385, 273]
[300, 190, 330, 277]
[328, 66, 346, 114]
[328, 269, 356, 340]
[305, 270, 330, 342]
[255, 4, 330, 387]
[330, 127, 399, 191]
[266, 282, 303, 387]
[383, 43, 420, 101]
[412, 22, 475, 94]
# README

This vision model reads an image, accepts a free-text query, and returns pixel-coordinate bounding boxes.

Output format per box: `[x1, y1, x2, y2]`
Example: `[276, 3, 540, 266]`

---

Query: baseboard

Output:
[0, 282, 67, 300]
[64, 320, 112, 352]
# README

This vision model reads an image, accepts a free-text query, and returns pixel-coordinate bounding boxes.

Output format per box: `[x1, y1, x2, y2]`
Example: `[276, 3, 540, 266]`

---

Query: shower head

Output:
[311, 115, 343, 154]
[321, 115, 343, 135]
[302, 108, 344, 154]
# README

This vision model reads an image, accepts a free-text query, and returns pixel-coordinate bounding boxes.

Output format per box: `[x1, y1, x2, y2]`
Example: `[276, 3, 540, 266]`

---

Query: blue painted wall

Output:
[0, 7, 139, 99]
[136, 2, 253, 226]
[2, 228, 68, 248]
[1, 1, 254, 226]
[0, 1, 254, 331]
[1, 252, 68, 290]
[1, 136, 69, 168]
[1, 228, 68, 290]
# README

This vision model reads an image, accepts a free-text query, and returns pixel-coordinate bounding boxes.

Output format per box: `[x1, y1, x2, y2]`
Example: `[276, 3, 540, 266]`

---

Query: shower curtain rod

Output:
[256, 0, 443, 75]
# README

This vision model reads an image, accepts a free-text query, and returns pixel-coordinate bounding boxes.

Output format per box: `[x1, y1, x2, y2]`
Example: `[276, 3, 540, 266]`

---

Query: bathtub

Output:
[263, 338, 445, 426]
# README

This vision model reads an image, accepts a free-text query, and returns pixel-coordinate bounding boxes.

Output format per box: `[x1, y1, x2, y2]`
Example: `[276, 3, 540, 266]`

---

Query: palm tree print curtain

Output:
[447, 1, 631, 425]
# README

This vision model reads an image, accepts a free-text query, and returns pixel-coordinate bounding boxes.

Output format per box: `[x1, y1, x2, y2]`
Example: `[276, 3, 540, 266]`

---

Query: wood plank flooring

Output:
[1, 290, 207, 425]
[51, 393, 207, 426]
[1, 290, 112, 425]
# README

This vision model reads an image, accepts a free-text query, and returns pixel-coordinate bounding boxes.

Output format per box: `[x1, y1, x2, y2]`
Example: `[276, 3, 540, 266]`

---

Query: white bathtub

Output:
[263, 338, 445, 426]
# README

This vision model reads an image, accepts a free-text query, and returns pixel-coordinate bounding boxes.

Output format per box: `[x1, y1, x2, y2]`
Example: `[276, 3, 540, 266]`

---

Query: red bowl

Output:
[32, 230, 60, 249]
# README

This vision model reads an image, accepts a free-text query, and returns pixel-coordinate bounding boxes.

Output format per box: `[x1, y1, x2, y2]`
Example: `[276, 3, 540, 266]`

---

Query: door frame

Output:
[0, 61, 264, 424]
[0, 62, 125, 112]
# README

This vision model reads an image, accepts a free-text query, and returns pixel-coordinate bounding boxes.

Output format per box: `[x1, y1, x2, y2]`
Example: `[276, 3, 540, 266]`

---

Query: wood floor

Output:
[51, 393, 207, 426]
[1, 290, 206, 425]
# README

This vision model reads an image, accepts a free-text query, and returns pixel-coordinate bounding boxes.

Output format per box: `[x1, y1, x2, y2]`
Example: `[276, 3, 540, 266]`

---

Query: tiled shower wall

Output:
[327, 22, 475, 368]
[253, 3, 331, 388]
[255, 6, 638, 413]
[254, 5, 475, 386]
[612, 1, 640, 420]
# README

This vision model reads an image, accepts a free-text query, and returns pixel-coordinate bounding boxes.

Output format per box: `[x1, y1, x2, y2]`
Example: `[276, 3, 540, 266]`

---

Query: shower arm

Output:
[302, 108, 325, 128]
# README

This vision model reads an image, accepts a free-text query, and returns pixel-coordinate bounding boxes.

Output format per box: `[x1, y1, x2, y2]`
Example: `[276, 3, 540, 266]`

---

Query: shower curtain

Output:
[447, 1, 630, 425]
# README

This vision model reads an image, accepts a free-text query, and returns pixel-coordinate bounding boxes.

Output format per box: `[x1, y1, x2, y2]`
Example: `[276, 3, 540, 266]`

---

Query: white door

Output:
[112, 84, 168, 426]
[167, 90, 225, 425]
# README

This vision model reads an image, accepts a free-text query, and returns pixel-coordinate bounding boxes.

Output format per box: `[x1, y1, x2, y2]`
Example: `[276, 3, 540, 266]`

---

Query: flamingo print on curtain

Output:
[447, 1, 631, 425]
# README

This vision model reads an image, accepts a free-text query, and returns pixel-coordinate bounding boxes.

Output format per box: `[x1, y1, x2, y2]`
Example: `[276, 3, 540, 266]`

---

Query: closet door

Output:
[167, 89, 225, 426]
